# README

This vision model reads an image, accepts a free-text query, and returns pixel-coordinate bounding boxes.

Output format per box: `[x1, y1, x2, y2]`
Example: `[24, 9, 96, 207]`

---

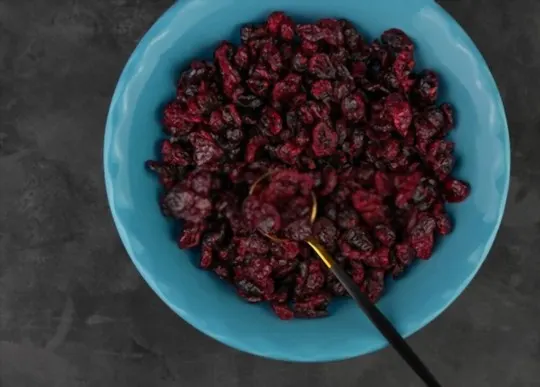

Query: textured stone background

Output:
[0, 0, 539, 386]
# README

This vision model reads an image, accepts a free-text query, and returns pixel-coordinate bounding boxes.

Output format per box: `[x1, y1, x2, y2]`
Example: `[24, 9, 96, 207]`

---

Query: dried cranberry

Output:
[163, 187, 212, 223]
[411, 232, 434, 260]
[271, 303, 294, 320]
[178, 222, 206, 248]
[341, 94, 365, 123]
[343, 227, 374, 252]
[308, 53, 336, 79]
[283, 218, 312, 241]
[245, 136, 268, 163]
[188, 131, 224, 166]
[413, 70, 438, 104]
[313, 217, 338, 251]
[385, 93, 412, 136]
[312, 122, 338, 157]
[443, 178, 470, 203]
[381, 28, 414, 52]
[374, 224, 396, 246]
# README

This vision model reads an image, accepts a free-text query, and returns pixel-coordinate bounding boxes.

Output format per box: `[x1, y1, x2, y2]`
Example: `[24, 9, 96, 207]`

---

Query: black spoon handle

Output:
[305, 237, 442, 387]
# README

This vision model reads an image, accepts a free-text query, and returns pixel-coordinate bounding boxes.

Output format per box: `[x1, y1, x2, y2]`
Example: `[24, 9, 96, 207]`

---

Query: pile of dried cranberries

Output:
[146, 12, 470, 319]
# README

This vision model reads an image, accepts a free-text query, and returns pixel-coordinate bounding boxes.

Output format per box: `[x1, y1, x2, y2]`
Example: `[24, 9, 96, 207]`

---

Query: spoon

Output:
[250, 173, 442, 387]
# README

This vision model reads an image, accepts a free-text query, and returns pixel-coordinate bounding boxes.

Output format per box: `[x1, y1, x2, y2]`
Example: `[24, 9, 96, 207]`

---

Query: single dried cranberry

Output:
[313, 217, 338, 251]
[200, 244, 214, 268]
[374, 171, 394, 196]
[273, 73, 302, 102]
[275, 142, 303, 165]
[392, 50, 415, 82]
[427, 140, 455, 180]
[385, 93, 412, 136]
[178, 222, 206, 248]
[283, 218, 312, 241]
[188, 131, 224, 166]
[366, 269, 385, 302]
[381, 28, 414, 52]
[164, 187, 212, 223]
[411, 232, 434, 260]
[436, 213, 452, 235]
[297, 24, 324, 42]
[363, 247, 392, 269]
[440, 103, 455, 134]
[395, 243, 415, 266]
[292, 52, 309, 72]
[374, 224, 396, 246]
[243, 196, 281, 235]
[311, 80, 333, 101]
[343, 227, 374, 252]
[161, 140, 191, 166]
[341, 94, 365, 123]
[308, 53, 336, 79]
[163, 102, 193, 136]
[245, 136, 268, 163]
[236, 234, 270, 255]
[312, 122, 338, 157]
[413, 70, 438, 104]
[267, 12, 291, 37]
[260, 107, 283, 136]
[336, 207, 359, 229]
[271, 303, 294, 320]
[443, 178, 470, 203]
[319, 166, 338, 196]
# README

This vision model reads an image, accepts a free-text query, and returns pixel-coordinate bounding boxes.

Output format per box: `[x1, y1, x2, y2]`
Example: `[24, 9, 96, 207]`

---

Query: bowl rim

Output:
[104, 0, 510, 362]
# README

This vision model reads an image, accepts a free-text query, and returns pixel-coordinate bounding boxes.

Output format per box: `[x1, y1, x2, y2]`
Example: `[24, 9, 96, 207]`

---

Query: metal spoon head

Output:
[249, 171, 318, 241]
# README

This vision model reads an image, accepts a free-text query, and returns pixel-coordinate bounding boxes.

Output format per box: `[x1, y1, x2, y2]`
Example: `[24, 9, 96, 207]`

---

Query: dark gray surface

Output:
[0, 0, 538, 385]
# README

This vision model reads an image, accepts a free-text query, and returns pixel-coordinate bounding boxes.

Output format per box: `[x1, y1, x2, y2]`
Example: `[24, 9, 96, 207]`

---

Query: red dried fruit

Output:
[271, 303, 294, 320]
[385, 93, 412, 136]
[413, 70, 439, 104]
[245, 136, 268, 163]
[313, 217, 338, 251]
[336, 207, 359, 230]
[163, 187, 212, 223]
[343, 227, 374, 252]
[381, 28, 414, 52]
[341, 94, 365, 123]
[178, 222, 206, 248]
[308, 53, 336, 79]
[311, 80, 333, 101]
[374, 171, 394, 196]
[283, 218, 312, 241]
[188, 131, 224, 166]
[275, 142, 303, 165]
[272, 73, 302, 102]
[235, 234, 270, 255]
[443, 178, 470, 203]
[436, 213, 452, 235]
[243, 196, 281, 235]
[411, 232, 435, 260]
[374, 224, 396, 246]
[161, 140, 191, 166]
[395, 243, 415, 266]
[146, 13, 469, 319]
[363, 247, 392, 269]
[312, 122, 338, 157]
[319, 166, 338, 196]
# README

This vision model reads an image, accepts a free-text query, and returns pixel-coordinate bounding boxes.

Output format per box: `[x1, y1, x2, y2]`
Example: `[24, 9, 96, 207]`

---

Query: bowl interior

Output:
[104, 0, 509, 361]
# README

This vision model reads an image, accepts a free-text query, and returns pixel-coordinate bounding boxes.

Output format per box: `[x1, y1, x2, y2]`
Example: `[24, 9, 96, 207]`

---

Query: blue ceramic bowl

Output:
[104, 0, 510, 362]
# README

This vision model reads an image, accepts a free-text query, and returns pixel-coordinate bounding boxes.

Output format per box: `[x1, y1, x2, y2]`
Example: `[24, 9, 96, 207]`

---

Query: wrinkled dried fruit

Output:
[146, 13, 469, 319]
